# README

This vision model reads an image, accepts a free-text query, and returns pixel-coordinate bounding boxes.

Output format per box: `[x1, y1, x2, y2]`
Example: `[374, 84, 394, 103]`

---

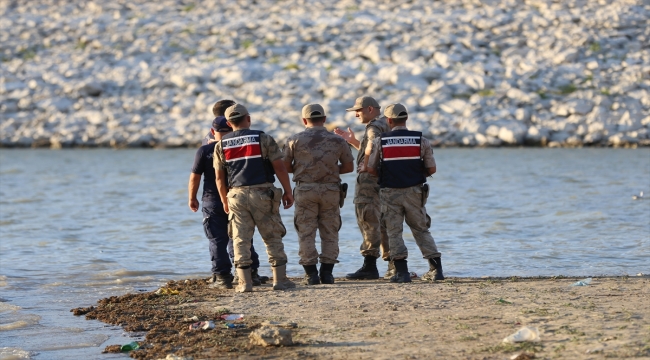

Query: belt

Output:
[296, 181, 338, 186]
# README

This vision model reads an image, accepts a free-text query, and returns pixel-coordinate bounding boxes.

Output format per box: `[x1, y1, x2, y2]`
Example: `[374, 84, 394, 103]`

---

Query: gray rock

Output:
[249, 326, 293, 347]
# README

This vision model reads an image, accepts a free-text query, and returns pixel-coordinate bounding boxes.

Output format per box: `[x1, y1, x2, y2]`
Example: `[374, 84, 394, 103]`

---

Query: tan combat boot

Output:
[235, 267, 253, 293]
[272, 264, 296, 290]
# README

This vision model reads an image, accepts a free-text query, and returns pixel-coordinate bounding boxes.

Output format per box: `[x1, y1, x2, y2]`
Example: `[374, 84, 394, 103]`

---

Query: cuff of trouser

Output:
[319, 258, 340, 264]
[390, 256, 407, 261]
[424, 255, 442, 259]
[360, 250, 381, 257]
[271, 260, 288, 267]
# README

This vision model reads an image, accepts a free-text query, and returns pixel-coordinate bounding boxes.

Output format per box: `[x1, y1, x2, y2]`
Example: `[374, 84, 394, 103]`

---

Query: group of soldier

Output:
[188, 96, 444, 293]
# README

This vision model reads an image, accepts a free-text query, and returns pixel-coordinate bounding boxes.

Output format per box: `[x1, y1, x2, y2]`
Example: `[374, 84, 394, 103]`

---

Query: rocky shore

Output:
[2, 0, 649, 148]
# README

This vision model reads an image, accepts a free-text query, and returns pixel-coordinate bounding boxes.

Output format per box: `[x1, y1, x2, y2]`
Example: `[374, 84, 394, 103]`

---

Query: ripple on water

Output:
[0, 347, 33, 360]
[0, 314, 41, 331]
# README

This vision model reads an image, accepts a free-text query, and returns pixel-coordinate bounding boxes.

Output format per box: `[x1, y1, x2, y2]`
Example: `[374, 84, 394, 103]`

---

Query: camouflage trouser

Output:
[227, 184, 288, 268]
[379, 185, 441, 261]
[354, 172, 390, 260]
[294, 183, 341, 265]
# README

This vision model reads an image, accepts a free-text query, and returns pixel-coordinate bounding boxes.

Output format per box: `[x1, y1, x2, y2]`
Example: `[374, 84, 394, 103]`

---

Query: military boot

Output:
[422, 257, 445, 281]
[319, 263, 335, 284]
[345, 256, 379, 280]
[235, 267, 253, 293]
[272, 264, 296, 290]
[251, 268, 262, 286]
[383, 261, 396, 280]
[251, 268, 269, 284]
[390, 259, 412, 283]
[302, 265, 320, 285]
[209, 273, 233, 289]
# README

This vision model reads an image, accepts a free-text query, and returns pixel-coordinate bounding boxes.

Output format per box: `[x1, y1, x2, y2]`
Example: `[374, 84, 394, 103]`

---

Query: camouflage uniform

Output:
[355, 116, 391, 260]
[283, 126, 354, 265]
[213, 133, 289, 268]
[367, 126, 441, 260]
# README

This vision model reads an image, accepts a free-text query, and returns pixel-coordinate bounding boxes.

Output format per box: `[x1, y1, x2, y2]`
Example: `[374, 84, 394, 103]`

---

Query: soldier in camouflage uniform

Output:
[283, 104, 355, 285]
[214, 104, 296, 292]
[334, 96, 392, 280]
[366, 103, 445, 283]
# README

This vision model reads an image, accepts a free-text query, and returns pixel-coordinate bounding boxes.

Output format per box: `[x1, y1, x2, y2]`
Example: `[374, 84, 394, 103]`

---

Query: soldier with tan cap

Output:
[366, 103, 445, 283]
[283, 104, 355, 285]
[213, 104, 296, 292]
[334, 96, 392, 280]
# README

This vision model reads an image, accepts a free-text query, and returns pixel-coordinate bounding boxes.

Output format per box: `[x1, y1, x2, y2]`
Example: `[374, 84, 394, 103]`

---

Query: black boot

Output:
[251, 268, 262, 286]
[302, 265, 321, 285]
[345, 256, 379, 280]
[209, 273, 234, 289]
[423, 257, 444, 281]
[319, 263, 335, 284]
[390, 259, 411, 283]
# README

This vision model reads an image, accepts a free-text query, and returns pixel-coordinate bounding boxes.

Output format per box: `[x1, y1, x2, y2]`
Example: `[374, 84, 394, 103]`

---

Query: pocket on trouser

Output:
[425, 213, 431, 229]
[202, 216, 213, 239]
[293, 214, 300, 233]
[275, 217, 287, 237]
[272, 187, 283, 214]
[227, 212, 234, 239]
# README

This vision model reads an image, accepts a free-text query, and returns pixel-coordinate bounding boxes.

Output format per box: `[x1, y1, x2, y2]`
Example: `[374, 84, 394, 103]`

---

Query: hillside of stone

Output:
[1, 0, 648, 147]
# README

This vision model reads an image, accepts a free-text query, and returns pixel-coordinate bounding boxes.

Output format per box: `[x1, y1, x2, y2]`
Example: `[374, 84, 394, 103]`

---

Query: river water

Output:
[1, 148, 649, 359]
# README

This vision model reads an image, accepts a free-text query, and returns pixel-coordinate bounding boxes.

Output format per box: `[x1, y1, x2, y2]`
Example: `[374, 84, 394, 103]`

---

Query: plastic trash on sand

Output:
[220, 314, 244, 321]
[120, 341, 140, 352]
[570, 278, 593, 286]
[155, 287, 179, 295]
[189, 321, 215, 330]
[224, 323, 246, 329]
[502, 326, 540, 343]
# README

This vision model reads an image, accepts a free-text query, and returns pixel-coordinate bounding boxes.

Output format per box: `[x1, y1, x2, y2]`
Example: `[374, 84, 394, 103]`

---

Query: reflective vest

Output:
[221, 129, 275, 187]
[379, 129, 426, 188]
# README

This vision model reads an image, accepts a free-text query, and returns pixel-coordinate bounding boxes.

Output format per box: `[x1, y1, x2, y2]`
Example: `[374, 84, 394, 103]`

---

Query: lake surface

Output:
[1, 148, 649, 359]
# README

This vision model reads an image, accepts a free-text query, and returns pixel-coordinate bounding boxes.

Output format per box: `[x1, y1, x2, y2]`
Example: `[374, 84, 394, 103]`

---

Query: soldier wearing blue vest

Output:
[366, 103, 445, 283]
[188, 113, 266, 289]
[213, 104, 296, 292]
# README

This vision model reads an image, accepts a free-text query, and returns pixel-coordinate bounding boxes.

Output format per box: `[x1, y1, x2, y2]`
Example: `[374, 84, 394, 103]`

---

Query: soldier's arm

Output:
[282, 140, 294, 173]
[365, 138, 380, 175]
[188, 173, 201, 212]
[216, 168, 229, 213]
[264, 135, 294, 209]
[271, 159, 294, 209]
[422, 138, 437, 176]
[366, 139, 381, 176]
[339, 161, 354, 174]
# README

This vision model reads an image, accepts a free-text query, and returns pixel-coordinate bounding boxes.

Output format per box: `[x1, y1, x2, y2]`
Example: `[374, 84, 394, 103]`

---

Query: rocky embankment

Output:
[1, 0, 649, 148]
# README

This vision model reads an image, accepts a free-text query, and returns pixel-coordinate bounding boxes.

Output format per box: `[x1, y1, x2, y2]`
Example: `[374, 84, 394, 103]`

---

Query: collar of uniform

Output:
[306, 125, 327, 131]
[365, 116, 381, 128]
[391, 125, 408, 131]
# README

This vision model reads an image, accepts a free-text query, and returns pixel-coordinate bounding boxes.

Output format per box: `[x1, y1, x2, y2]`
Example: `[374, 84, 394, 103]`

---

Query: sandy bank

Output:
[72, 275, 649, 359]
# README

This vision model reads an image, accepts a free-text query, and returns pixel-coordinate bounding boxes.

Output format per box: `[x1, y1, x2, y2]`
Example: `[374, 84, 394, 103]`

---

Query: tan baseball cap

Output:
[224, 104, 249, 120]
[345, 96, 380, 112]
[301, 103, 326, 119]
[384, 103, 408, 119]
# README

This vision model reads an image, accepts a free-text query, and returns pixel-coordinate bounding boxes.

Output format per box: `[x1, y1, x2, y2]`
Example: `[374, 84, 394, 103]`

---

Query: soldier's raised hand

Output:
[333, 127, 357, 143]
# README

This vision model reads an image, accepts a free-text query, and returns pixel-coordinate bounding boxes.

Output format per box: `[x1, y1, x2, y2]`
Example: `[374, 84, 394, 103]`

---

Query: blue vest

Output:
[221, 129, 275, 187]
[379, 129, 426, 188]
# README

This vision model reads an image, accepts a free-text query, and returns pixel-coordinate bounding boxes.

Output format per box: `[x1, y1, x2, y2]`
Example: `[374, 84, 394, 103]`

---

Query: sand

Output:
[72, 276, 650, 359]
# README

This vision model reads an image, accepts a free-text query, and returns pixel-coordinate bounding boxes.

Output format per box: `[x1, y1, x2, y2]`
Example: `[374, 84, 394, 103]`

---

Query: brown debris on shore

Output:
[72, 276, 650, 359]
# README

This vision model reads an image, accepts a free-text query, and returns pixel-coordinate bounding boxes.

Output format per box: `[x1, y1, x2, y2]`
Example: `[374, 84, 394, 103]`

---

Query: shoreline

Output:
[72, 275, 650, 359]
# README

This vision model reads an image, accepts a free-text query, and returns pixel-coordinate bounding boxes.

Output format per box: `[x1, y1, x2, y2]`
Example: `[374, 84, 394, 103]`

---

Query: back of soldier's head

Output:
[212, 99, 236, 117]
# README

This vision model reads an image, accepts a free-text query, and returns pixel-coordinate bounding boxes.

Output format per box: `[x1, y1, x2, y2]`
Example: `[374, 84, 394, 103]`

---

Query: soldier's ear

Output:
[302, 118, 308, 126]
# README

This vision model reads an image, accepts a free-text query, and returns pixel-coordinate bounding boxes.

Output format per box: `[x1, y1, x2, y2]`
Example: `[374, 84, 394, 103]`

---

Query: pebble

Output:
[1, 0, 648, 148]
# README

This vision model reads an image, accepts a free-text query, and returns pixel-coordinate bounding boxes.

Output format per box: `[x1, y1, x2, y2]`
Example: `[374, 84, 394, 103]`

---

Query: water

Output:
[0, 148, 649, 359]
